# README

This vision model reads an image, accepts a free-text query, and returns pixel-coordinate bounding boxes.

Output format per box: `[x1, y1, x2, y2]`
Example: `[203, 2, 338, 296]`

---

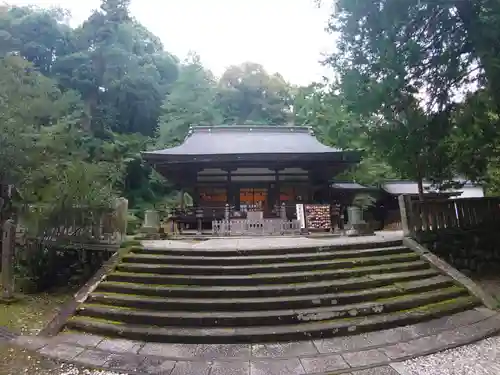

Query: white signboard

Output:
[296, 204, 306, 229]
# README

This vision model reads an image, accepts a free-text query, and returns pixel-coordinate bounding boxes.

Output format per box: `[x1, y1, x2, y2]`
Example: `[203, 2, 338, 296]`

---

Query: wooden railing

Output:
[17, 197, 128, 250]
[399, 196, 500, 237]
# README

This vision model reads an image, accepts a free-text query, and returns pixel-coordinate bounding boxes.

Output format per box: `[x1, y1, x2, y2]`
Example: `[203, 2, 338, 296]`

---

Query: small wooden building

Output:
[142, 125, 362, 232]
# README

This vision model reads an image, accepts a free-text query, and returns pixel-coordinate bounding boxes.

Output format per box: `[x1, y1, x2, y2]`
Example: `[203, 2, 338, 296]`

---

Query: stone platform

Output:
[13, 307, 500, 374]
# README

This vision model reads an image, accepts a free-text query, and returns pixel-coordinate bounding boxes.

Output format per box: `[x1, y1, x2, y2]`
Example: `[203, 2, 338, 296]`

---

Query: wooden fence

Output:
[16, 197, 128, 251]
[399, 196, 500, 237]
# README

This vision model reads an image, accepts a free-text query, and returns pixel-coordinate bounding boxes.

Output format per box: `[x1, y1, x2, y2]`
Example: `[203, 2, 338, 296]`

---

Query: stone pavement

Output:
[141, 231, 404, 251]
[11, 307, 500, 375]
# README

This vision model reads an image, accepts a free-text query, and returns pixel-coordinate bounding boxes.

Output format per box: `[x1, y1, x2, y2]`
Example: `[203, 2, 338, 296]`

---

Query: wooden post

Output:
[2, 219, 15, 300]
[398, 195, 411, 237]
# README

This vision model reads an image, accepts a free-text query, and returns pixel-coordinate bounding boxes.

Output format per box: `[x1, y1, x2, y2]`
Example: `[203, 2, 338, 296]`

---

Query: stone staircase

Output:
[65, 239, 481, 343]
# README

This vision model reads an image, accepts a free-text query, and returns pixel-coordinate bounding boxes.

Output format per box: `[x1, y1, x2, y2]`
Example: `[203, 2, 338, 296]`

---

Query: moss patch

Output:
[0, 287, 76, 335]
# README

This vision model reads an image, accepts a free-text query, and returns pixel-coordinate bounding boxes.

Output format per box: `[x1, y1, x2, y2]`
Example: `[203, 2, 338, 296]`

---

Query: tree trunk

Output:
[82, 93, 98, 133]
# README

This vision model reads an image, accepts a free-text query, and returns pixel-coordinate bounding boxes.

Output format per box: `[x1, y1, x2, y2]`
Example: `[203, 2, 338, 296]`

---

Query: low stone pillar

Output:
[141, 209, 160, 233]
[280, 202, 287, 220]
[2, 219, 16, 300]
[196, 207, 203, 235]
[398, 195, 411, 236]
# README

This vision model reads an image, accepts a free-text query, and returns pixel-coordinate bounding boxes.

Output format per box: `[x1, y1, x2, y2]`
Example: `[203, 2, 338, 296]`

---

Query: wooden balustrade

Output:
[399, 195, 500, 237]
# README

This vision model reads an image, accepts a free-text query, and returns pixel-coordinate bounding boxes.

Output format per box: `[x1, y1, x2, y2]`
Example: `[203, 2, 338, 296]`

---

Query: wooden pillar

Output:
[2, 219, 15, 300]
[275, 169, 281, 207]
[226, 170, 232, 207]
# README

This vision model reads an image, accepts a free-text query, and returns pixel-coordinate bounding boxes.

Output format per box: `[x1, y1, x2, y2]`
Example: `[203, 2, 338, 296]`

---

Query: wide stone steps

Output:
[116, 252, 421, 275]
[141, 239, 404, 257]
[88, 275, 456, 311]
[76, 287, 469, 327]
[66, 240, 483, 343]
[105, 260, 430, 286]
[67, 296, 479, 343]
[122, 245, 410, 265]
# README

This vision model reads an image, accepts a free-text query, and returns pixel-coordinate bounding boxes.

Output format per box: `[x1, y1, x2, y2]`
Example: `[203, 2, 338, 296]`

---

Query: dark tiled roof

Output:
[145, 125, 345, 156]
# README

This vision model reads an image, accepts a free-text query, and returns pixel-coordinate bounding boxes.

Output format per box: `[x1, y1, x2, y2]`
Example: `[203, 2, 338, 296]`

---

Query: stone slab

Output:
[14, 335, 50, 351]
[211, 360, 251, 375]
[97, 338, 144, 353]
[39, 343, 85, 361]
[314, 327, 415, 354]
[74, 349, 114, 367]
[142, 231, 403, 251]
[252, 341, 318, 358]
[300, 354, 350, 373]
[104, 353, 147, 372]
[381, 335, 446, 360]
[55, 333, 104, 347]
[342, 349, 390, 367]
[170, 360, 211, 375]
[140, 342, 251, 359]
[250, 358, 305, 375]
[139, 356, 177, 374]
[350, 366, 402, 375]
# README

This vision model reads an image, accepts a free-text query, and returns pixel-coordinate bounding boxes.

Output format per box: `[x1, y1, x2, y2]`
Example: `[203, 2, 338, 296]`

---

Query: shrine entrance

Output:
[142, 125, 362, 235]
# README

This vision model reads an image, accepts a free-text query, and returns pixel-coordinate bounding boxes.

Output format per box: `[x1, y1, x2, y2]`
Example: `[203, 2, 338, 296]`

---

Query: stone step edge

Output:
[20, 311, 500, 375]
[140, 239, 403, 254]
[128, 245, 410, 263]
[116, 253, 420, 273]
[35, 307, 497, 360]
[106, 260, 429, 284]
[66, 296, 480, 343]
[76, 286, 469, 324]
[98, 269, 442, 296]
[89, 276, 456, 311]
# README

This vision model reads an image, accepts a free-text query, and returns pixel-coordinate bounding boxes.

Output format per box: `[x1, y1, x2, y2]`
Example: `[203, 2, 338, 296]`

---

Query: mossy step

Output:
[98, 269, 441, 299]
[140, 239, 404, 257]
[106, 260, 429, 286]
[78, 287, 469, 327]
[92, 274, 452, 311]
[116, 253, 420, 276]
[66, 296, 480, 343]
[127, 245, 410, 265]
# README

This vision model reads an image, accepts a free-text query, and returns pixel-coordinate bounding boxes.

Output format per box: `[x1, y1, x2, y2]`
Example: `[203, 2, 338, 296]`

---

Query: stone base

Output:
[347, 223, 375, 237]
[140, 226, 159, 234]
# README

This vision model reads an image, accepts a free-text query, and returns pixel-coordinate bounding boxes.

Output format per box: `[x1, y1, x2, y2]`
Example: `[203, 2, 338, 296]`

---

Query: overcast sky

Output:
[8, 0, 335, 85]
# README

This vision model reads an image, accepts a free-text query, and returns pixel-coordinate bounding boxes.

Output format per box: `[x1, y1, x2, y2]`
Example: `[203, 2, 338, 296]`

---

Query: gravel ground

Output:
[393, 336, 500, 375]
[0, 343, 126, 375]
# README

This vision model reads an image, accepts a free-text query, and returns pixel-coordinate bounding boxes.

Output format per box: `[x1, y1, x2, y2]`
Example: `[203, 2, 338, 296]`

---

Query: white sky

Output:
[7, 0, 335, 85]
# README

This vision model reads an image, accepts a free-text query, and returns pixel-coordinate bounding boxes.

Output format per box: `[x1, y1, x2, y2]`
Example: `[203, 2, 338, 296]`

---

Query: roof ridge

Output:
[189, 125, 313, 134]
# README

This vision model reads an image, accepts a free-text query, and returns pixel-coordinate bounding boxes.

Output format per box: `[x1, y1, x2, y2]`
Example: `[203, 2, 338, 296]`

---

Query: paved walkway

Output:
[141, 231, 404, 251]
[10, 307, 500, 375]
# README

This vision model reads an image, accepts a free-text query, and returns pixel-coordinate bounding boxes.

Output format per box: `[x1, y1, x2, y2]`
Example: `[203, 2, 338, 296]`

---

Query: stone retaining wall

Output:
[418, 224, 500, 275]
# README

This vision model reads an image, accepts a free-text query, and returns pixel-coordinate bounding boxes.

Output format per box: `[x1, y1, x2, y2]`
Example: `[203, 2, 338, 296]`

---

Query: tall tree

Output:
[218, 62, 292, 124]
[157, 54, 222, 145]
[325, 0, 477, 193]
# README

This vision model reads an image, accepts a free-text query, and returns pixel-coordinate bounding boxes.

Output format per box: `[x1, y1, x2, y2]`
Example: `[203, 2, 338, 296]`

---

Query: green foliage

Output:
[157, 54, 223, 145]
[323, 0, 500, 190]
[292, 82, 400, 185]
[218, 62, 292, 124]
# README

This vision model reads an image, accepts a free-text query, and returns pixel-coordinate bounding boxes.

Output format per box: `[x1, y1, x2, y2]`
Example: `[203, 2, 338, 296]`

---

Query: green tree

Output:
[217, 62, 292, 124]
[157, 54, 222, 146]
